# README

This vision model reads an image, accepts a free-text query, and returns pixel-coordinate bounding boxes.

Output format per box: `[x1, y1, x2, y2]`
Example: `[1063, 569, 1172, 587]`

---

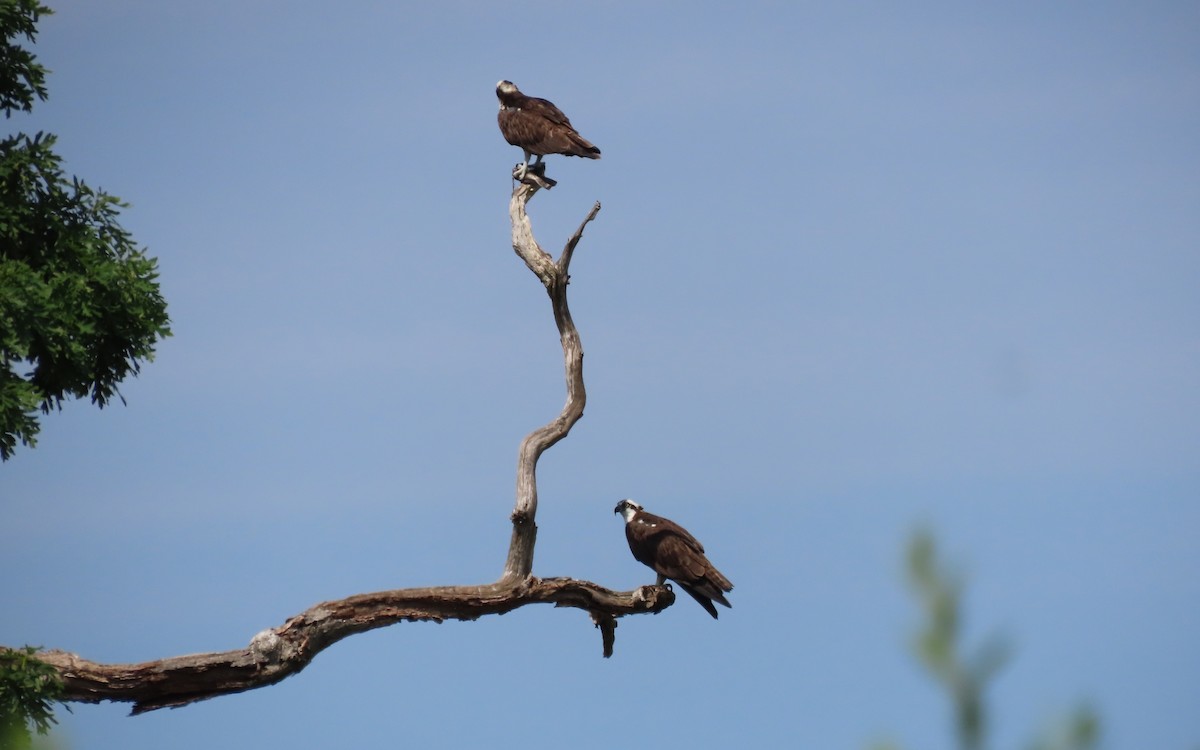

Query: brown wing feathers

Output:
[496, 81, 601, 160]
[627, 510, 733, 619]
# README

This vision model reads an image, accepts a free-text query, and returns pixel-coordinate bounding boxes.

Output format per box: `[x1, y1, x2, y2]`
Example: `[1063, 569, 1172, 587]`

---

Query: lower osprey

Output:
[614, 499, 733, 619]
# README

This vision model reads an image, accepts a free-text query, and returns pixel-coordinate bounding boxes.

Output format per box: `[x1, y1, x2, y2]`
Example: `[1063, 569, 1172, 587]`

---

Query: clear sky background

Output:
[3, 2, 1198, 748]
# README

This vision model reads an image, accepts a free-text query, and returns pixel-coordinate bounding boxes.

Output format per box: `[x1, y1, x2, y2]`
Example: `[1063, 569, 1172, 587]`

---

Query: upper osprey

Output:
[614, 499, 734, 619]
[496, 80, 600, 178]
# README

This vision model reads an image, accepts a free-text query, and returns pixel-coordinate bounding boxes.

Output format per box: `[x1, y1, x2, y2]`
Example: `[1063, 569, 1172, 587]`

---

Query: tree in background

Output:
[0, 647, 62, 749]
[0, 0, 170, 461]
[869, 530, 1101, 750]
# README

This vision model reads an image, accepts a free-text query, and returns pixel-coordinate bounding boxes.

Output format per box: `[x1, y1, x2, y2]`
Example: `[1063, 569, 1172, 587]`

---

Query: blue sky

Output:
[2, 2, 1198, 748]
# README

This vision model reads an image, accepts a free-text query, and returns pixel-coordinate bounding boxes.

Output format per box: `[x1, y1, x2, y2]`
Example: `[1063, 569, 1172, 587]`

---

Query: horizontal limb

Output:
[15, 577, 674, 714]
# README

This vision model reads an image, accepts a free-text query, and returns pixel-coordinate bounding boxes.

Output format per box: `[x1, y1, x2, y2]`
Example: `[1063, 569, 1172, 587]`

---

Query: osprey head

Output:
[614, 499, 643, 521]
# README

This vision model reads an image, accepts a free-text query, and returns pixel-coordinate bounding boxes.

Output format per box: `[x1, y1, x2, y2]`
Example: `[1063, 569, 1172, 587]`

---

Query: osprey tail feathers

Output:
[567, 132, 601, 159]
[678, 582, 729, 620]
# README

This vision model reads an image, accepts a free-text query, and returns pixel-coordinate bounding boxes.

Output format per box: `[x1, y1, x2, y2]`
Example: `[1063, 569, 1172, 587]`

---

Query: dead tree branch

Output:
[25, 579, 672, 714]
[503, 182, 600, 581]
[4, 176, 672, 716]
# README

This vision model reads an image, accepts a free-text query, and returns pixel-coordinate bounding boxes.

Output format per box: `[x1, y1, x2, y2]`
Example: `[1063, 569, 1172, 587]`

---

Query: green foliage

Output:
[0, 647, 63, 748]
[0, 0, 170, 460]
[873, 529, 1101, 750]
[1026, 708, 1101, 750]
[0, 1, 49, 117]
[907, 530, 1010, 750]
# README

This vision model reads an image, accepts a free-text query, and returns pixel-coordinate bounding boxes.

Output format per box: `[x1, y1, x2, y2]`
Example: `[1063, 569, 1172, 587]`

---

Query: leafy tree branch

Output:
[0, 0, 170, 460]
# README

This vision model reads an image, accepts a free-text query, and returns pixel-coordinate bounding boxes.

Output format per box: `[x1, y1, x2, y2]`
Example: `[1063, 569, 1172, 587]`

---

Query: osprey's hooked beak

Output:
[614, 499, 640, 517]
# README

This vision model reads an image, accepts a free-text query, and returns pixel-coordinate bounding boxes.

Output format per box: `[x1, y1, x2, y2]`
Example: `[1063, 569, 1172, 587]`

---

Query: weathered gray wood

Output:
[4, 176, 665, 716]
[27, 579, 673, 713]
[503, 184, 599, 581]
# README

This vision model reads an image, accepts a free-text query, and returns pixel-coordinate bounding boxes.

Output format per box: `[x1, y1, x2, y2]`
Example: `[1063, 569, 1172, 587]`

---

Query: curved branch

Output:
[4, 174, 658, 717]
[14, 579, 673, 714]
[502, 183, 600, 581]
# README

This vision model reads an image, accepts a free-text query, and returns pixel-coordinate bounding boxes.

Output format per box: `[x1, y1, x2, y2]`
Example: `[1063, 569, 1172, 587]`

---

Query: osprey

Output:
[496, 80, 600, 179]
[614, 499, 733, 619]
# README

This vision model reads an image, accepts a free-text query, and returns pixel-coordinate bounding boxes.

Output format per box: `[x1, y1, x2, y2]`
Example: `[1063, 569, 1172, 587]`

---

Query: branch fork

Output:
[3, 173, 663, 716]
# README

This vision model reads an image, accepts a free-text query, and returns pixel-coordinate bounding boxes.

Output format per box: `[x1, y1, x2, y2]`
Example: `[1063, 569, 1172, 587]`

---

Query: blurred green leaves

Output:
[0, 1, 170, 460]
[908, 529, 1010, 750]
[872, 530, 1101, 750]
[0, 646, 63, 748]
[1027, 710, 1100, 750]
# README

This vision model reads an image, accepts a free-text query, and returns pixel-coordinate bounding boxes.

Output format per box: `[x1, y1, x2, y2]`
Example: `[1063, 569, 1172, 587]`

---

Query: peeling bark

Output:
[503, 183, 599, 581]
[28, 579, 673, 714]
[3, 176, 671, 715]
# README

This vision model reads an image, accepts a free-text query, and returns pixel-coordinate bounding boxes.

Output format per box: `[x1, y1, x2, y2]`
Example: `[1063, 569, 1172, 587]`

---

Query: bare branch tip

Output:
[590, 611, 618, 658]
